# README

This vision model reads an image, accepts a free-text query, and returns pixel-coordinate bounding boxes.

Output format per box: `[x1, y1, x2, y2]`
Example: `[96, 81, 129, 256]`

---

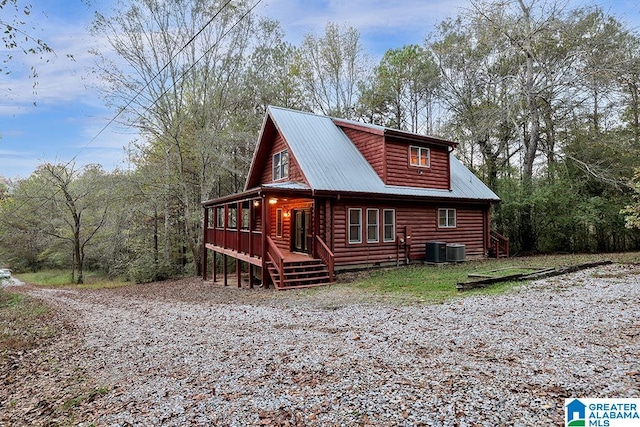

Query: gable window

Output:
[348, 208, 362, 244]
[273, 150, 289, 181]
[438, 208, 456, 228]
[383, 209, 395, 242]
[275, 208, 283, 237]
[367, 209, 379, 243]
[410, 146, 430, 167]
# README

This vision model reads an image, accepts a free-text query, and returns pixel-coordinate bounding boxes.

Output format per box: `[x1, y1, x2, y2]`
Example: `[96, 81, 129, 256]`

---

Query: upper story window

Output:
[438, 208, 456, 228]
[273, 150, 289, 181]
[410, 146, 430, 168]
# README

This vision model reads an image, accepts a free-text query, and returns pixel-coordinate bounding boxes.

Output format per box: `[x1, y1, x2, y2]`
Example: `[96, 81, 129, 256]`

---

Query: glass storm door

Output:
[292, 209, 310, 253]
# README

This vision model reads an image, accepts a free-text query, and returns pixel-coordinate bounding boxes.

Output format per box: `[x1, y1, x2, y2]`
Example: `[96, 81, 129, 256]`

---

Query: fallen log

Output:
[456, 260, 613, 291]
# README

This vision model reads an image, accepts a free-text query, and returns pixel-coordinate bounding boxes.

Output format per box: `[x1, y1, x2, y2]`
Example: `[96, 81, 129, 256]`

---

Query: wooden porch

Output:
[202, 194, 334, 290]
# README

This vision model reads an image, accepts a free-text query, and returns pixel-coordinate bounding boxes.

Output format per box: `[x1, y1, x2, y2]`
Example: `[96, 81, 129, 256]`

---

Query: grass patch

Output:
[0, 288, 58, 361]
[16, 269, 131, 289]
[343, 252, 637, 303]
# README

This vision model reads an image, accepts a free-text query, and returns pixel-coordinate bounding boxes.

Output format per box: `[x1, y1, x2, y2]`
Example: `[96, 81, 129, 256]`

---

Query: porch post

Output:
[261, 194, 269, 289]
[202, 206, 208, 281]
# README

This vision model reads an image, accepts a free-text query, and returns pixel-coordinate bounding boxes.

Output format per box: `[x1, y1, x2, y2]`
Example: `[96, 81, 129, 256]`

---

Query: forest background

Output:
[2, 0, 640, 284]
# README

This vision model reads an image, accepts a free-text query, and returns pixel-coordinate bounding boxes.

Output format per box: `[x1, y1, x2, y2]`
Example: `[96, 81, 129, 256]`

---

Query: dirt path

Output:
[2, 264, 639, 426]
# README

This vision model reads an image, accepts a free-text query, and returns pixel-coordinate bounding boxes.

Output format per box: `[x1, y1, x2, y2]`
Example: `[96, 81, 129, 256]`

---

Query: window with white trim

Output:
[410, 145, 430, 167]
[348, 208, 362, 244]
[273, 150, 289, 181]
[275, 208, 283, 237]
[366, 209, 379, 243]
[438, 208, 456, 228]
[383, 209, 395, 242]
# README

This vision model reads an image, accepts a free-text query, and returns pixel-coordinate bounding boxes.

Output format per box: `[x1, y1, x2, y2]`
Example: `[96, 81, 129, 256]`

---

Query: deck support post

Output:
[249, 264, 255, 288]
[223, 254, 228, 286]
[236, 258, 241, 288]
[212, 251, 217, 283]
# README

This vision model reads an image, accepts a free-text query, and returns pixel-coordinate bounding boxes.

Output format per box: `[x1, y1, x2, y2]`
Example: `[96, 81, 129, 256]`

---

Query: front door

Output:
[292, 209, 311, 253]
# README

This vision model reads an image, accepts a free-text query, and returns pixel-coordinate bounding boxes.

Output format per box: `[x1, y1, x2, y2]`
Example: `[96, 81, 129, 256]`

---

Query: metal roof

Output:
[266, 106, 500, 202]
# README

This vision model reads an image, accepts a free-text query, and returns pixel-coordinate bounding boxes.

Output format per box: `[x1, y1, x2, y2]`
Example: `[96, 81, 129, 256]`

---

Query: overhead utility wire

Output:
[0, 0, 258, 227]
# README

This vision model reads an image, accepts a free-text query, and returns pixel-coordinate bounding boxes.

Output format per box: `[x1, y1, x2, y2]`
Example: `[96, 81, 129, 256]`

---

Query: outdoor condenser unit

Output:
[446, 243, 466, 262]
[426, 241, 447, 263]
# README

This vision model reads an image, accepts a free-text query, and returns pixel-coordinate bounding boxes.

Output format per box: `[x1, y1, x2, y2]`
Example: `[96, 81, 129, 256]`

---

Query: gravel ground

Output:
[3, 263, 640, 426]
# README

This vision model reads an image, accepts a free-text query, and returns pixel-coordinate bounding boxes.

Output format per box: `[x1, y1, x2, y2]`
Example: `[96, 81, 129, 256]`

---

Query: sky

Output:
[1, 0, 639, 180]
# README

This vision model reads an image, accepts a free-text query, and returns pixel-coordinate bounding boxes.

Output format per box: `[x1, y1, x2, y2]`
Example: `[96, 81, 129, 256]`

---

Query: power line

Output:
[0, 0, 261, 231]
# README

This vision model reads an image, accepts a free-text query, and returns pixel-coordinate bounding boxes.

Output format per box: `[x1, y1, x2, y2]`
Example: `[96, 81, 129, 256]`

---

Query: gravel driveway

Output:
[4, 263, 640, 426]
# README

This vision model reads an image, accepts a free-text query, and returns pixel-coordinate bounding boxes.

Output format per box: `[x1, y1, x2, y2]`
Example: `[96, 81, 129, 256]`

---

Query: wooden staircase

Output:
[267, 258, 331, 289]
[490, 230, 509, 258]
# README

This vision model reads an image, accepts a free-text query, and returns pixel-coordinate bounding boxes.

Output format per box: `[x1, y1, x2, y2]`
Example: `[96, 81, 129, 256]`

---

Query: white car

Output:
[0, 269, 11, 279]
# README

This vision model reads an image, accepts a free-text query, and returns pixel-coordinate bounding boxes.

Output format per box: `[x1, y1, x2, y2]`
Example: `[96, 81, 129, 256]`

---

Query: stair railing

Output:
[490, 230, 509, 258]
[315, 235, 335, 283]
[266, 236, 285, 289]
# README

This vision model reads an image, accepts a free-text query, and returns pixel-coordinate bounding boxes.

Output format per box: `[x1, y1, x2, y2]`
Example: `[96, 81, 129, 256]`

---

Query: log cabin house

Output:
[202, 106, 507, 289]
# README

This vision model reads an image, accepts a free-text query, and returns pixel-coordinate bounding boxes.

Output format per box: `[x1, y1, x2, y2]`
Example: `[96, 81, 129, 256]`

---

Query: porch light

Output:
[268, 198, 278, 205]
[253, 200, 260, 207]
[283, 209, 291, 218]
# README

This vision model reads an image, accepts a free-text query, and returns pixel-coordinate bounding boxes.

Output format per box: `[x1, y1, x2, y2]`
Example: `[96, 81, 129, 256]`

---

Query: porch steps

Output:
[267, 259, 331, 289]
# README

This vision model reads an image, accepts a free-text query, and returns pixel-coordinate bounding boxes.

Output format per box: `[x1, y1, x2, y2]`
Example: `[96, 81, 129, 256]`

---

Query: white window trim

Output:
[348, 208, 362, 244]
[273, 150, 289, 181]
[366, 208, 379, 243]
[383, 209, 396, 242]
[438, 208, 456, 228]
[410, 145, 430, 168]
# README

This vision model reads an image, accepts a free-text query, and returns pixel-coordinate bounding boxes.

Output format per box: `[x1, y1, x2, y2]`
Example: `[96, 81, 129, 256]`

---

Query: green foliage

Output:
[622, 168, 640, 229]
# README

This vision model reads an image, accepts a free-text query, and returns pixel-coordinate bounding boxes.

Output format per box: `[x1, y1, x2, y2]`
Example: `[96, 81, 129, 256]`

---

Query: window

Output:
[228, 206, 237, 229]
[438, 208, 456, 228]
[275, 208, 283, 237]
[383, 209, 395, 242]
[410, 146, 430, 167]
[367, 209, 379, 243]
[348, 208, 362, 244]
[273, 150, 289, 181]
[216, 207, 225, 228]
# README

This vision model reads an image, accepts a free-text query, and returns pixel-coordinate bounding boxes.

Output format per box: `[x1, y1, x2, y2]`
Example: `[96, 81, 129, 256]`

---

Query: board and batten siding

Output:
[384, 139, 450, 190]
[330, 201, 487, 267]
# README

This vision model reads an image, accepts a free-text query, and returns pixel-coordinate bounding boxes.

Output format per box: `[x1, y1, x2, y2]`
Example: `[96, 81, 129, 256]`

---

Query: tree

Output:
[0, 0, 53, 80]
[0, 163, 112, 283]
[92, 0, 264, 276]
[359, 44, 440, 133]
[622, 168, 640, 229]
[298, 22, 370, 117]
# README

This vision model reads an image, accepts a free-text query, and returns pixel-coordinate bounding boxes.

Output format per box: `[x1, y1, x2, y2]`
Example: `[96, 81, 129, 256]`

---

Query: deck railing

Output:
[266, 236, 285, 289]
[315, 235, 335, 282]
[205, 227, 263, 258]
